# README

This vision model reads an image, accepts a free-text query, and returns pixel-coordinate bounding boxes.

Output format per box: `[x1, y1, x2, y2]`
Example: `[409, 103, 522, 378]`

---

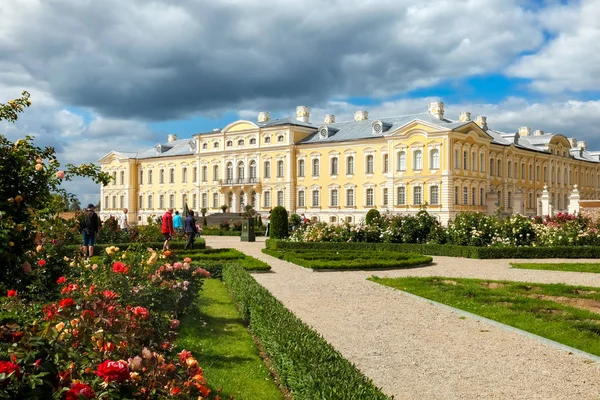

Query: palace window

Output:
[312, 158, 320, 176]
[120, 195, 124, 209]
[238, 162, 245, 180]
[202, 166, 207, 182]
[298, 159, 305, 177]
[298, 190, 305, 207]
[193, 167, 197, 182]
[182, 167, 188, 183]
[463, 187, 468, 205]
[383, 154, 389, 173]
[159, 169, 165, 184]
[413, 186, 422, 205]
[213, 193, 219, 208]
[331, 189, 339, 207]
[264, 161, 271, 178]
[264, 191, 271, 207]
[454, 149, 460, 169]
[249, 138, 256, 145]
[277, 160, 284, 178]
[139, 170, 143, 185]
[472, 188, 476, 206]
[311, 190, 320, 207]
[471, 153, 476, 172]
[366, 188, 374, 206]
[366, 155, 374, 174]
[383, 188, 389, 206]
[463, 151, 468, 170]
[112, 171, 116, 185]
[277, 190, 284, 207]
[226, 162, 234, 181]
[480, 188, 485, 206]
[347, 156, 354, 175]
[430, 186, 439, 205]
[213, 165, 219, 181]
[331, 157, 339, 175]
[454, 186, 458, 205]
[250, 161, 257, 181]
[138, 195, 143, 209]
[346, 188, 355, 207]
[489, 158, 494, 176]
[120, 171, 125, 185]
[497, 160, 502, 177]
[238, 139, 244, 146]
[159, 195, 164, 209]
[398, 151, 406, 171]
[414, 150, 423, 170]
[169, 194, 175, 208]
[430, 149, 439, 170]
[148, 194, 153, 209]
[169, 169, 175, 183]
[397, 187, 406, 205]
[480, 153, 485, 172]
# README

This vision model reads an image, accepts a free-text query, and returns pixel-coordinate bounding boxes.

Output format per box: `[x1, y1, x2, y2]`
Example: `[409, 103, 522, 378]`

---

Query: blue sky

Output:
[1, 0, 599, 205]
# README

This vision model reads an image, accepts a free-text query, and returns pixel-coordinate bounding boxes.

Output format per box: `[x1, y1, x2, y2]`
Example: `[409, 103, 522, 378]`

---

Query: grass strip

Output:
[262, 248, 432, 270]
[223, 265, 391, 400]
[177, 279, 284, 400]
[370, 276, 600, 356]
[511, 263, 600, 273]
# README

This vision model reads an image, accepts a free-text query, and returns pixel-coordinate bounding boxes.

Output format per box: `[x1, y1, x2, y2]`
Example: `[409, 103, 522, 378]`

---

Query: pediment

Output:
[222, 120, 259, 133]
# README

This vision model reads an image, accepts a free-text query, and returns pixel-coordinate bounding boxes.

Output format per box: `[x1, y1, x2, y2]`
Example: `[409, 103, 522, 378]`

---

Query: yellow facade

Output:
[99, 103, 600, 225]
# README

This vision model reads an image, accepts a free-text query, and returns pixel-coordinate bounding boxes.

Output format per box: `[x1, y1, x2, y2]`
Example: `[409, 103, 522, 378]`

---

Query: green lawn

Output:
[511, 262, 600, 273]
[177, 279, 283, 400]
[370, 276, 600, 356]
[262, 248, 432, 270]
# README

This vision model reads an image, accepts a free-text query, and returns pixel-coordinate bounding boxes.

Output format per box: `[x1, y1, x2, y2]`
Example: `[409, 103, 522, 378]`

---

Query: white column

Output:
[541, 185, 551, 216]
[568, 184, 581, 214]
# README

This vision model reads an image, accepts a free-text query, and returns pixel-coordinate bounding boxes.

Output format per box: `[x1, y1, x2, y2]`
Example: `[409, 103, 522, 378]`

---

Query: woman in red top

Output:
[161, 208, 175, 250]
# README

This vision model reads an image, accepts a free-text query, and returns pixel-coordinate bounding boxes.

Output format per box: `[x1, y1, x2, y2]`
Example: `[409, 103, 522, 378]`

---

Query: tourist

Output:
[80, 204, 100, 260]
[184, 211, 198, 250]
[161, 208, 175, 251]
[173, 210, 183, 234]
[265, 210, 271, 237]
[119, 208, 129, 232]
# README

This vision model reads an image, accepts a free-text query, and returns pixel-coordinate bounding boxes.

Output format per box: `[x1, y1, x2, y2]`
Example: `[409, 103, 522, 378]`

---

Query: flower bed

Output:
[0, 244, 220, 399]
[222, 264, 390, 399]
[262, 248, 432, 270]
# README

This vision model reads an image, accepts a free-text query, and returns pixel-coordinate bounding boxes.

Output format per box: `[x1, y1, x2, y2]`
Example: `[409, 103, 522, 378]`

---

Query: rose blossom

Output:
[170, 319, 180, 330]
[36, 245, 43, 253]
[35, 163, 43, 171]
[7, 290, 17, 297]
[129, 356, 142, 371]
[56, 170, 65, 179]
[37, 259, 47, 267]
[112, 261, 129, 274]
[103, 290, 118, 299]
[64, 382, 94, 400]
[132, 306, 150, 319]
[183, 257, 192, 263]
[56, 276, 67, 284]
[0, 361, 20, 379]
[95, 360, 129, 382]
[59, 298, 75, 308]
[173, 262, 183, 270]
[142, 347, 153, 360]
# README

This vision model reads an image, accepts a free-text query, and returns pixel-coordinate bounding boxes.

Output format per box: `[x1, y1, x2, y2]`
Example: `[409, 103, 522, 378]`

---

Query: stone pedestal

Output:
[486, 191, 498, 215]
[568, 185, 581, 215]
[541, 185, 551, 216]
[513, 190, 524, 215]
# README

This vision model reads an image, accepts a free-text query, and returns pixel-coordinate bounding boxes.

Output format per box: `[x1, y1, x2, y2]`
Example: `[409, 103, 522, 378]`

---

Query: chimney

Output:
[167, 134, 178, 143]
[458, 112, 471, 122]
[519, 127, 531, 136]
[258, 111, 270, 123]
[354, 110, 368, 121]
[568, 138, 578, 148]
[534, 129, 544, 136]
[578, 141, 587, 151]
[475, 116, 487, 130]
[324, 114, 336, 124]
[428, 101, 444, 119]
[296, 106, 310, 123]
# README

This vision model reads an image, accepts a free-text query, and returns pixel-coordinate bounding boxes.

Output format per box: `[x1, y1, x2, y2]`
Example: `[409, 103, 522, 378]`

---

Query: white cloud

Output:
[507, 0, 600, 93]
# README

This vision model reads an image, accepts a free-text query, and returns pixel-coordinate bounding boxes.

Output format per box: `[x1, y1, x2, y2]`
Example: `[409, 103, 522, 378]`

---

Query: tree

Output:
[0, 92, 111, 294]
[270, 206, 289, 239]
[365, 209, 381, 225]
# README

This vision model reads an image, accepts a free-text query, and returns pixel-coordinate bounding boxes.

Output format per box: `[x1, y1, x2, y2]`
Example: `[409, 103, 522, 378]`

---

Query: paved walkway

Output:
[205, 237, 600, 399]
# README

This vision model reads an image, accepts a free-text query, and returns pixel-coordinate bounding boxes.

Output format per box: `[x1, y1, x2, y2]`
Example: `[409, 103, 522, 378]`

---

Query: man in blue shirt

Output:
[173, 210, 183, 234]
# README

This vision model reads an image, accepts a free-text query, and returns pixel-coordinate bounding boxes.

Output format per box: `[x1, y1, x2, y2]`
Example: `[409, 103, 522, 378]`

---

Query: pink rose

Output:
[56, 170, 65, 179]
[35, 163, 43, 172]
[170, 319, 180, 330]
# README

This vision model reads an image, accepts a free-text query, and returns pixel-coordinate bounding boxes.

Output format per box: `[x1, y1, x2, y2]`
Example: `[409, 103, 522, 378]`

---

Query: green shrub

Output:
[222, 265, 390, 399]
[270, 206, 289, 239]
[365, 209, 381, 225]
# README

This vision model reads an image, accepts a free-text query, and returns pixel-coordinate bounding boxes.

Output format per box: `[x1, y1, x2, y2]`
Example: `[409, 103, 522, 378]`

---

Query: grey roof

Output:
[297, 112, 469, 144]
[135, 139, 196, 159]
[258, 117, 316, 129]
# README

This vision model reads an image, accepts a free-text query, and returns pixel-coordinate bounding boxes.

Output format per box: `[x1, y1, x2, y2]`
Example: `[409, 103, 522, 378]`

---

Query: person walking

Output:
[184, 211, 198, 250]
[173, 210, 183, 235]
[265, 210, 271, 237]
[80, 204, 100, 260]
[119, 208, 129, 232]
[161, 208, 175, 251]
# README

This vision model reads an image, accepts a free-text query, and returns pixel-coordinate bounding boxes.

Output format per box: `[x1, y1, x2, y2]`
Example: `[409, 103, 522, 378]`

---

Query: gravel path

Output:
[206, 237, 600, 399]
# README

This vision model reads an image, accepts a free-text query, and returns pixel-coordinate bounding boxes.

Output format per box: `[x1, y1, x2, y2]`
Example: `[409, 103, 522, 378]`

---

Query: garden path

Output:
[205, 236, 600, 399]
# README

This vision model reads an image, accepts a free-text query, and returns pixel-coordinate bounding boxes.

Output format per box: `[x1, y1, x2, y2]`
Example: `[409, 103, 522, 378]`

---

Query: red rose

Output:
[0, 360, 20, 380]
[6, 290, 17, 297]
[132, 306, 150, 319]
[37, 259, 46, 267]
[103, 290, 118, 299]
[57, 276, 66, 284]
[64, 382, 95, 400]
[59, 298, 75, 308]
[96, 360, 129, 382]
[112, 262, 129, 274]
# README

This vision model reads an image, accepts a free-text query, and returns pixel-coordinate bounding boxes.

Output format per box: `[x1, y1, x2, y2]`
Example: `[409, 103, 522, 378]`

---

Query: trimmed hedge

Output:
[270, 206, 289, 239]
[265, 240, 600, 259]
[222, 265, 390, 400]
[65, 239, 206, 253]
[200, 229, 266, 236]
[262, 248, 432, 270]
[178, 248, 271, 277]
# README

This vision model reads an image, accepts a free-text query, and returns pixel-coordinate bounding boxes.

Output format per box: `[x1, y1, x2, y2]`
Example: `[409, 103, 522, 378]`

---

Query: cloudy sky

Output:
[1, 0, 599, 204]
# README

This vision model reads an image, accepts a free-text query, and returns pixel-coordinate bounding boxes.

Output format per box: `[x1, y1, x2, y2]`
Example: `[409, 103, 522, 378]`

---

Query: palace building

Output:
[99, 102, 600, 225]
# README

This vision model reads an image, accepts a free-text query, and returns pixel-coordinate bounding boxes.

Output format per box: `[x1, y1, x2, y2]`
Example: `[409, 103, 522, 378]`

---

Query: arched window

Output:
[507, 161, 512, 178]
[454, 149, 460, 169]
[226, 162, 234, 182]
[311, 190, 320, 207]
[182, 167, 188, 183]
[298, 159, 305, 177]
[480, 153, 485, 172]
[159, 169, 165, 184]
[463, 151, 468, 170]
[238, 161, 245, 180]
[277, 160, 284, 178]
[120, 171, 125, 185]
[430, 149, 439, 169]
[312, 158, 320, 176]
[213, 142, 219, 149]
[413, 150, 422, 170]
[366, 155, 374, 174]
[202, 143, 208, 150]
[277, 135, 284, 142]
[383, 154, 389, 173]
[201, 166, 207, 182]
[264, 136, 271, 144]
[331, 157, 339, 175]
[226, 140, 233, 147]
[521, 163, 525, 180]
[347, 156, 354, 175]
[330, 189, 339, 206]
[169, 169, 175, 183]
[490, 158, 494, 176]
[213, 165, 219, 181]
[249, 138, 256, 145]
[264, 161, 271, 178]
[148, 170, 153, 184]
[249, 160, 257, 181]
[497, 160, 502, 177]
[398, 152, 406, 171]
[471, 152, 476, 171]
[238, 139, 244, 146]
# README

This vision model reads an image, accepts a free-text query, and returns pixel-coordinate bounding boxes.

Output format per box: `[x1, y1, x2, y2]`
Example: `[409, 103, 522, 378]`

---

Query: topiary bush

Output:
[270, 206, 289, 239]
[365, 209, 381, 225]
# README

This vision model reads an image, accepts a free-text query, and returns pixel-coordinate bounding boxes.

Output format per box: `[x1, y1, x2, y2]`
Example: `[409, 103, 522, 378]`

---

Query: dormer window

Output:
[188, 140, 196, 151]
[250, 138, 256, 145]
[238, 139, 244, 146]
[277, 135, 284, 142]
[319, 127, 328, 139]
[226, 140, 233, 147]
[371, 120, 392, 135]
[202, 143, 208, 150]
[155, 144, 162, 153]
[213, 141, 219, 149]
[264, 136, 271, 143]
